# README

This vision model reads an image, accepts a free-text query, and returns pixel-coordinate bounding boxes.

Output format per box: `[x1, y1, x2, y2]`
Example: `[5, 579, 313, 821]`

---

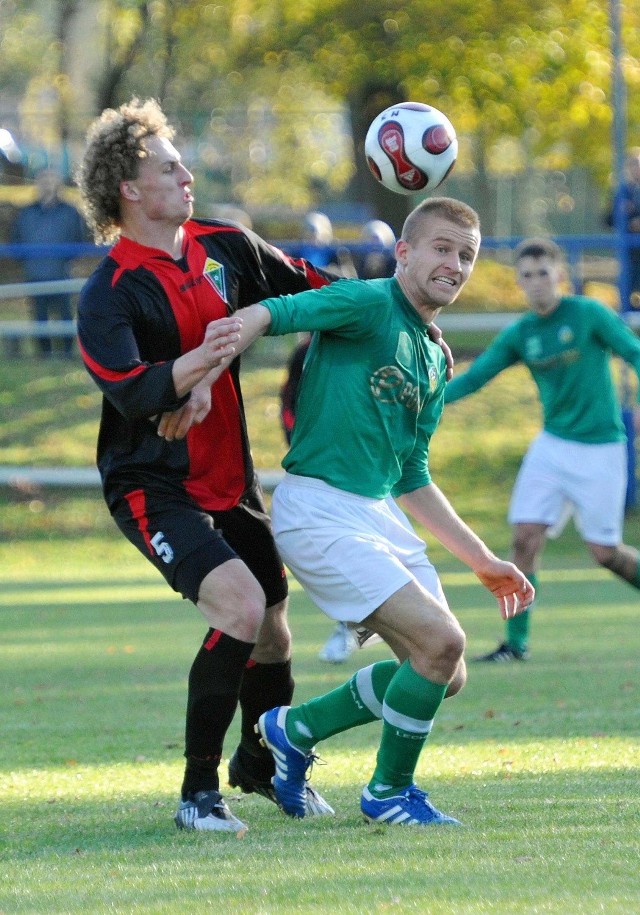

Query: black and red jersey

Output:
[77, 218, 331, 511]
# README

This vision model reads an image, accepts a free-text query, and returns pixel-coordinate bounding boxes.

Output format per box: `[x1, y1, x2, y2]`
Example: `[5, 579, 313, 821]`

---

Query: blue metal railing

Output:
[2, 233, 639, 505]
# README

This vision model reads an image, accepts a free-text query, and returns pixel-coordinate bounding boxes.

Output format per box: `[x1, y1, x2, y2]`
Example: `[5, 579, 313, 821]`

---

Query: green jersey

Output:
[261, 277, 446, 499]
[444, 295, 640, 444]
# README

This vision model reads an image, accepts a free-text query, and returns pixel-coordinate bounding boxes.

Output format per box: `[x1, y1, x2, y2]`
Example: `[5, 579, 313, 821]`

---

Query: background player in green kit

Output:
[207, 197, 535, 826]
[445, 237, 640, 662]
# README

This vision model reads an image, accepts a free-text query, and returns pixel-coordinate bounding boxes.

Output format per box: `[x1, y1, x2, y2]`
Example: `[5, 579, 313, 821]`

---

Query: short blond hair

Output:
[401, 196, 480, 246]
[77, 98, 175, 244]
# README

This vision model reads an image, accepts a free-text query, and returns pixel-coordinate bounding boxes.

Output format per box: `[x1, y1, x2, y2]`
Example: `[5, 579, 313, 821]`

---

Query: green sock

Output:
[284, 659, 400, 751]
[630, 558, 640, 589]
[506, 572, 537, 652]
[369, 660, 447, 797]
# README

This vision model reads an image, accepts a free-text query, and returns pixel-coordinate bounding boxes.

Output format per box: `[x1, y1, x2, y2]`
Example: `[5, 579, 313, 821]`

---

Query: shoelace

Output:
[301, 751, 325, 783]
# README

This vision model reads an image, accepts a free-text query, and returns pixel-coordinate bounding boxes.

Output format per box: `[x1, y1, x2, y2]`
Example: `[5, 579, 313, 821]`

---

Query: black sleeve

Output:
[77, 270, 189, 422]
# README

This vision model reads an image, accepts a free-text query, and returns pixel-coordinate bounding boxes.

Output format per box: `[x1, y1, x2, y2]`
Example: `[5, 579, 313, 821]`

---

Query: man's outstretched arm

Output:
[399, 482, 535, 620]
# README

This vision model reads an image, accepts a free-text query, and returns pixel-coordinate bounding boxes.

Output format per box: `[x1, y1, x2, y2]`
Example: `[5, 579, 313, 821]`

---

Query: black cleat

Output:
[472, 642, 529, 662]
[228, 747, 277, 802]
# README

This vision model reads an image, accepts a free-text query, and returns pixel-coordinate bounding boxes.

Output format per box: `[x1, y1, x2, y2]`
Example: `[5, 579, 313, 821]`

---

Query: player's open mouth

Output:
[433, 275, 456, 287]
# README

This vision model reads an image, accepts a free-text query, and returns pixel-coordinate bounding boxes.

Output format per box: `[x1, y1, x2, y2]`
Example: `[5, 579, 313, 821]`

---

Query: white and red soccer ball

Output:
[364, 102, 457, 195]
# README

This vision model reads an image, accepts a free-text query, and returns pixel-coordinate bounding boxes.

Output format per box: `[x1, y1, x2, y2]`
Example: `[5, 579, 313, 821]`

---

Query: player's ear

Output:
[395, 238, 409, 264]
[120, 180, 140, 202]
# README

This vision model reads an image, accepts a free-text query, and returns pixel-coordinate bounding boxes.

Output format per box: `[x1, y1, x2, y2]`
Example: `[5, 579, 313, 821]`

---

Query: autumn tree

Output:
[3, 0, 640, 229]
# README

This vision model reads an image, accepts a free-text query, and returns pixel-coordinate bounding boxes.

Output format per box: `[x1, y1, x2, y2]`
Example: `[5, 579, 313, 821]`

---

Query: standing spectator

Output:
[358, 219, 397, 279]
[445, 237, 640, 662]
[11, 168, 86, 358]
[298, 211, 335, 267]
[609, 148, 640, 308]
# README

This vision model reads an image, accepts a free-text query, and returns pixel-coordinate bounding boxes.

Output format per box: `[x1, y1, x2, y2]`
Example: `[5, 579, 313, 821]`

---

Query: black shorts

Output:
[111, 484, 288, 607]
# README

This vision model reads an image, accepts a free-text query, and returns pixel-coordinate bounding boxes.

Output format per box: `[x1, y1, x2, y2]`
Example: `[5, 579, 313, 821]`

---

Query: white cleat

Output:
[318, 622, 357, 663]
[175, 789, 248, 836]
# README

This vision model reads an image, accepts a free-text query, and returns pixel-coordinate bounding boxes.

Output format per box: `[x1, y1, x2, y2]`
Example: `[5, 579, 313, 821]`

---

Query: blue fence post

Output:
[619, 238, 637, 510]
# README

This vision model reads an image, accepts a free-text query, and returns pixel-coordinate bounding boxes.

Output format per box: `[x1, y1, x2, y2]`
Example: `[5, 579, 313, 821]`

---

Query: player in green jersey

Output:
[205, 197, 534, 826]
[445, 236, 640, 662]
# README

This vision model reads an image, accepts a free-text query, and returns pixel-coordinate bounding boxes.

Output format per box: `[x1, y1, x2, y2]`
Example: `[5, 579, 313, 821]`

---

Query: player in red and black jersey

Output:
[76, 98, 335, 833]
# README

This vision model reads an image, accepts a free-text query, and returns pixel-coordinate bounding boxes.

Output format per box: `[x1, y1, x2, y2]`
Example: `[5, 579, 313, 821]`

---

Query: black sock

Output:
[181, 628, 254, 799]
[237, 659, 295, 759]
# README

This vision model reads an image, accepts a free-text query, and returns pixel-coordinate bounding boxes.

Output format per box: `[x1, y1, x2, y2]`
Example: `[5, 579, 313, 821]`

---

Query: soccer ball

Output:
[364, 102, 457, 195]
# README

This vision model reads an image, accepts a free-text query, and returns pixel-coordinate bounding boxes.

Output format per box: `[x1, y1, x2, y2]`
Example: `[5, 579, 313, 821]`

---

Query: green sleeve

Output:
[590, 301, 640, 403]
[391, 441, 432, 497]
[262, 278, 379, 338]
[444, 326, 521, 403]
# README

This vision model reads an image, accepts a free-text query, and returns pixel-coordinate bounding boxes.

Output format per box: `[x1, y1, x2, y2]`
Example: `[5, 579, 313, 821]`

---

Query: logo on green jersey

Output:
[203, 257, 227, 302]
[395, 331, 413, 369]
[370, 365, 421, 412]
[559, 325, 574, 344]
[525, 336, 543, 360]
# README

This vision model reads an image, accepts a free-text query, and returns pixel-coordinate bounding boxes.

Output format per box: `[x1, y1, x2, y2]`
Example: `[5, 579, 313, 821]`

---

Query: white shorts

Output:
[508, 431, 627, 545]
[271, 473, 448, 623]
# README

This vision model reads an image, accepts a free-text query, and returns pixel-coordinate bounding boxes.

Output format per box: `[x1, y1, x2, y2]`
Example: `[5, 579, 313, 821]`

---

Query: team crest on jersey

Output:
[525, 336, 543, 360]
[428, 364, 438, 392]
[558, 325, 574, 345]
[203, 258, 227, 302]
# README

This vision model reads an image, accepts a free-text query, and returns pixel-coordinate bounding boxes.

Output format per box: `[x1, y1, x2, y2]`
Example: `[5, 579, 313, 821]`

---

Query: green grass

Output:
[1, 355, 640, 912]
[1, 547, 639, 914]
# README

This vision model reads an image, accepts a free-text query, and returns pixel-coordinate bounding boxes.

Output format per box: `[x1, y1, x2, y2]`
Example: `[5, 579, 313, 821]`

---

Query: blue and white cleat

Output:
[361, 784, 461, 826]
[257, 706, 319, 818]
[228, 744, 334, 816]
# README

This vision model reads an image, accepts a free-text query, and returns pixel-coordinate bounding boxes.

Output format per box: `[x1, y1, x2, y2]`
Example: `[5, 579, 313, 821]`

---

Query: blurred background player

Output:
[445, 237, 640, 661]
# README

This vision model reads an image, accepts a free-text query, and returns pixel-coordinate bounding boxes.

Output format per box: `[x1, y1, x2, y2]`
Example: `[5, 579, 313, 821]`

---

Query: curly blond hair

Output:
[77, 98, 175, 244]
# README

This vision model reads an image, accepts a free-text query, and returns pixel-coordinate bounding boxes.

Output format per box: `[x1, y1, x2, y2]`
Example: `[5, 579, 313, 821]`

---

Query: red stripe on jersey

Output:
[281, 254, 330, 289]
[123, 488, 154, 556]
[204, 629, 223, 651]
[78, 338, 152, 383]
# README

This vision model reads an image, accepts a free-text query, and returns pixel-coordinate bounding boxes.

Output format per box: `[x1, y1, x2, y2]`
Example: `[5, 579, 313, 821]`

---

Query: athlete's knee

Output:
[511, 526, 544, 569]
[254, 599, 291, 661]
[197, 567, 267, 642]
[589, 542, 612, 566]
[427, 616, 466, 675]
[445, 657, 467, 697]
[203, 594, 266, 642]
[589, 542, 632, 577]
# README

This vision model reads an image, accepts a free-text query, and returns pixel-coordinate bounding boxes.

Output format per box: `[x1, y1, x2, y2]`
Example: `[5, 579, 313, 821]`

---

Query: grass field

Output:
[1, 355, 639, 913]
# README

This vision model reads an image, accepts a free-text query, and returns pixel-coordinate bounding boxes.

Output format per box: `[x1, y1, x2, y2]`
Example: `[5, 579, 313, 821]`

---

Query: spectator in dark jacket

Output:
[11, 168, 86, 357]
